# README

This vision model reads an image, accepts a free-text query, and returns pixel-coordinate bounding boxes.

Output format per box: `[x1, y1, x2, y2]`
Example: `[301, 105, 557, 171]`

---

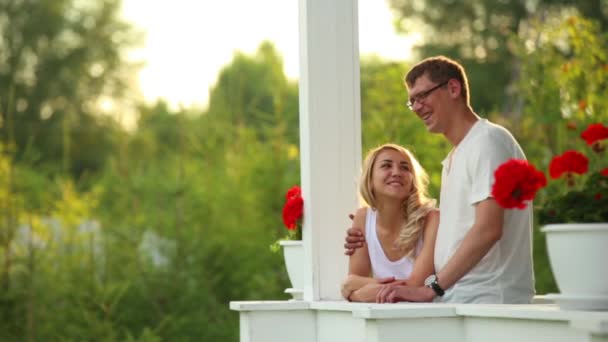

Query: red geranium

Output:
[491, 159, 547, 209]
[285, 185, 302, 200]
[282, 186, 303, 230]
[493, 122, 607, 223]
[580, 123, 608, 146]
[548, 150, 589, 179]
[578, 99, 587, 111]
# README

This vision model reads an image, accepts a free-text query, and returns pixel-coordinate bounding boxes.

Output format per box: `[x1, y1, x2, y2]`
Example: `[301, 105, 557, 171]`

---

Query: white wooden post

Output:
[298, 0, 362, 301]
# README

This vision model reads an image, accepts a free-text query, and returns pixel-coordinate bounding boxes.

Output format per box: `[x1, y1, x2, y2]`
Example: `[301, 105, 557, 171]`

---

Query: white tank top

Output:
[365, 208, 417, 279]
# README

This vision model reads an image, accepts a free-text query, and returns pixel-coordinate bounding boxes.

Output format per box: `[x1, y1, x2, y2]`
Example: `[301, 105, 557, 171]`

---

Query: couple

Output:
[341, 56, 535, 304]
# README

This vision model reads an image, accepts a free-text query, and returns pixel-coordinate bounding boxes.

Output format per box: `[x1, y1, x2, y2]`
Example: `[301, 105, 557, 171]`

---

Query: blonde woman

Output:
[341, 144, 439, 303]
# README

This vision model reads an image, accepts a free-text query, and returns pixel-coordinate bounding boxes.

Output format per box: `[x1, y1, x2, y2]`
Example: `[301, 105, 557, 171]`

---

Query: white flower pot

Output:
[541, 223, 608, 310]
[279, 240, 304, 300]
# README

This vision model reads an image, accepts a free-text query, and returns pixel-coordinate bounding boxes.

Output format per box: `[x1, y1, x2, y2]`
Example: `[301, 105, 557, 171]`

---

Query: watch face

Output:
[424, 274, 437, 287]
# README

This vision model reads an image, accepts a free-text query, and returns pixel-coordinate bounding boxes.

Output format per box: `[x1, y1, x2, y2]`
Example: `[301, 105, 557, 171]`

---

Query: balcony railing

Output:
[230, 298, 608, 342]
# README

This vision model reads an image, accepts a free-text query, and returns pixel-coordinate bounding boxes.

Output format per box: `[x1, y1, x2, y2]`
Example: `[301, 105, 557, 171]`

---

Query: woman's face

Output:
[371, 148, 413, 202]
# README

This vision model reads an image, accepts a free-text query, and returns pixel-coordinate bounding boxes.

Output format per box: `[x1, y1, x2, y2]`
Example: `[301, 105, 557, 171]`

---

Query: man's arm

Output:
[376, 199, 503, 303]
[434, 198, 504, 292]
[344, 213, 366, 255]
[406, 209, 439, 286]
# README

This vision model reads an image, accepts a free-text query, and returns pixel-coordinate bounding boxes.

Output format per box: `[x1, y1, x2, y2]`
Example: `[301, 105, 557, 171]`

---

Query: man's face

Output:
[407, 74, 450, 134]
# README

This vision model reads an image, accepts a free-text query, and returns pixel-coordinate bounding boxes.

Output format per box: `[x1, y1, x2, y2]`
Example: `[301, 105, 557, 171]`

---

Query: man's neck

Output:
[444, 106, 479, 147]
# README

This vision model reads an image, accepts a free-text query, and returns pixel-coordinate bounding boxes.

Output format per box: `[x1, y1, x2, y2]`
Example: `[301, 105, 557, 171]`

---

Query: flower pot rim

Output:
[279, 240, 303, 246]
[541, 222, 608, 233]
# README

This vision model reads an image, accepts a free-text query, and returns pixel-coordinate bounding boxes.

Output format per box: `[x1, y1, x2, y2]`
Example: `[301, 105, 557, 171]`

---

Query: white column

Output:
[298, 0, 362, 300]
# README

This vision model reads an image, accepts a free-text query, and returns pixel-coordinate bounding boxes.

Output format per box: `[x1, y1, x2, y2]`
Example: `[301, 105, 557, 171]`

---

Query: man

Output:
[345, 56, 535, 304]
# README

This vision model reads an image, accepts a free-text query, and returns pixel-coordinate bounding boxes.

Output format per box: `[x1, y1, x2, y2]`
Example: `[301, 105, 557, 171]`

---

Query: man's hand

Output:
[344, 227, 366, 255]
[376, 276, 396, 284]
[376, 285, 436, 303]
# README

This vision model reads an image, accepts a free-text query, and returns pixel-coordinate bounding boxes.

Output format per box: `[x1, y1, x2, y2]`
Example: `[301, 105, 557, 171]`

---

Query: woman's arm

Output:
[348, 282, 391, 302]
[347, 207, 371, 275]
[341, 274, 392, 301]
[406, 209, 439, 286]
[342, 207, 375, 301]
[342, 273, 399, 302]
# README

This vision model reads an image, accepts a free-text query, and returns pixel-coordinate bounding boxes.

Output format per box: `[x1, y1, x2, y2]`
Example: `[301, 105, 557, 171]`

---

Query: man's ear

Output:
[447, 79, 462, 99]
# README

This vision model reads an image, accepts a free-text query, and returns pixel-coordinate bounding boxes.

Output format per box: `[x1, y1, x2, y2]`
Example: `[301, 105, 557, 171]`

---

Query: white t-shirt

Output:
[365, 208, 416, 279]
[434, 119, 535, 304]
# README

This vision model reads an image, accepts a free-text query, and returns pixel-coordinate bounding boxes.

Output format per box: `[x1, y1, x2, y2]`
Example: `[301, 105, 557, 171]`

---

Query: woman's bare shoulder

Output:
[353, 206, 369, 225]
[425, 208, 439, 222]
[355, 206, 368, 216]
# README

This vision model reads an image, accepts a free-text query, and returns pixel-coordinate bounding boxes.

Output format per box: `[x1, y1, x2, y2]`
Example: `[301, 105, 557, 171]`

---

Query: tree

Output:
[206, 41, 299, 143]
[84, 42, 301, 340]
[387, 0, 608, 115]
[0, 0, 140, 178]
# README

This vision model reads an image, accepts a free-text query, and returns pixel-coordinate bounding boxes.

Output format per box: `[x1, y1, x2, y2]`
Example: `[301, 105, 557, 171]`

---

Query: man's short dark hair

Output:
[404, 56, 470, 105]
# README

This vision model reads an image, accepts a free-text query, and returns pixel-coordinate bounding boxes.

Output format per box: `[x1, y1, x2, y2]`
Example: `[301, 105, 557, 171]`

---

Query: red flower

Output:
[578, 100, 587, 111]
[549, 150, 589, 179]
[282, 185, 303, 230]
[282, 196, 303, 230]
[492, 159, 547, 209]
[566, 121, 577, 130]
[595, 193, 603, 201]
[601, 168, 608, 177]
[580, 123, 608, 146]
[285, 185, 302, 200]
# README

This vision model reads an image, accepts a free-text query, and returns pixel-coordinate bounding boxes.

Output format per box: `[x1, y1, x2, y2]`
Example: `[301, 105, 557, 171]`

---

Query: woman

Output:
[341, 143, 439, 302]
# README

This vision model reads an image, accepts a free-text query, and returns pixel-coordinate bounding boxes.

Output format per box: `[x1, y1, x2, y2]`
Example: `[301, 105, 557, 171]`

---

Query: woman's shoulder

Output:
[355, 206, 369, 216]
[353, 206, 369, 220]
[425, 208, 439, 222]
[353, 207, 367, 233]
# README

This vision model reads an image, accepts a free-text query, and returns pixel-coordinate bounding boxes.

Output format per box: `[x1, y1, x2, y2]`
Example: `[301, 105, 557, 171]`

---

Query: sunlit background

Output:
[121, 0, 420, 109]
[1, 0, 607, 340]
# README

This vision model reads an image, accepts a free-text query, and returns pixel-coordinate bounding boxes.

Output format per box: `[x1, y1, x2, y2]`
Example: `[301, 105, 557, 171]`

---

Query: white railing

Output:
[230, 299, 608, 342]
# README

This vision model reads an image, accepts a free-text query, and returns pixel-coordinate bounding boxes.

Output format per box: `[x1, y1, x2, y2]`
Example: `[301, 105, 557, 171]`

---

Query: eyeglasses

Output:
[406, 81, 449, 110]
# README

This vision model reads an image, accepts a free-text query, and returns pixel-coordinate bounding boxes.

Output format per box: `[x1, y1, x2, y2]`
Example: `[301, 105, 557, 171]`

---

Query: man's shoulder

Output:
[475, 119, 514, 139]
[461, 120, 526, 169]
[470, 119, 520, 149]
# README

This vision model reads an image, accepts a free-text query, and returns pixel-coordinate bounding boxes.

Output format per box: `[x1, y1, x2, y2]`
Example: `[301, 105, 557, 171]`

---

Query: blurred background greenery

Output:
[1, 0, 607, 340]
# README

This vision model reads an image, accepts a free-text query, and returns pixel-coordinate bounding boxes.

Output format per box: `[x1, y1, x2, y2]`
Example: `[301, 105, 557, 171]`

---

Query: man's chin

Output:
[425, 124, 440, 133]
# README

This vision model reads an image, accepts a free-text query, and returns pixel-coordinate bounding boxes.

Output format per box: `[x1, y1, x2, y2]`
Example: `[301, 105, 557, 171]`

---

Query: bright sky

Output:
[121, 0, 420, 110]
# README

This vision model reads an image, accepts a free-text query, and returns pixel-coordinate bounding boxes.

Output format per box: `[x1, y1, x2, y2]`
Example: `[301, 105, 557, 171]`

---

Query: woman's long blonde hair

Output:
[359, 144, 436, 258]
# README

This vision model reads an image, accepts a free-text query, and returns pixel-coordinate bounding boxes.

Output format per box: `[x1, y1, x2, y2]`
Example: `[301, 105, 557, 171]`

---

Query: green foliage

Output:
[207, 41, 299, 143]
[388, 0, 528, 114]
[510, 14, 608, 136]
[2, 1, 607, 339]
[388, 0, 608, 116]
[507, 14, 608, 294]
[0, 0, 141, 179]
[509, 13, 608, 198]
[538, 170, 608, 224]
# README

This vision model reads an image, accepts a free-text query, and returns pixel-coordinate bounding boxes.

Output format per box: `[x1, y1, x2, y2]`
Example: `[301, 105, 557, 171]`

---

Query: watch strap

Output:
[429, 279, 445, 297]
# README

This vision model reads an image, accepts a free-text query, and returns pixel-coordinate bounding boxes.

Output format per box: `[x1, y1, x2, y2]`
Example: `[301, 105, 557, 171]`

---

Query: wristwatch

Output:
[424, 274, 445, 297]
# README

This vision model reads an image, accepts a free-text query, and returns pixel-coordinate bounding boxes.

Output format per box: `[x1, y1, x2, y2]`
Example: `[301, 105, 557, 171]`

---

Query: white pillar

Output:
[298, 0, 362, 300]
